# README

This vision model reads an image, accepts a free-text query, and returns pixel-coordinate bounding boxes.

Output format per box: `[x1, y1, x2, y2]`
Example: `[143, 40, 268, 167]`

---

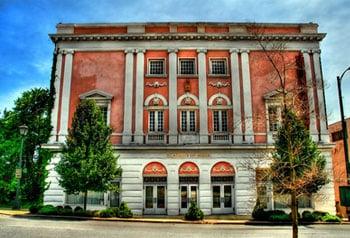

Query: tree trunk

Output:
[83, 191, 88, 211]
[291, 192, 298, 238]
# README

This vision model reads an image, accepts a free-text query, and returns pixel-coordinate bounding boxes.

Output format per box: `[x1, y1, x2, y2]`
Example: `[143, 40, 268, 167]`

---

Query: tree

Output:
[271, 109, 328, 238]
[0, 88, 52, 204]
[56, 99, 120, 211]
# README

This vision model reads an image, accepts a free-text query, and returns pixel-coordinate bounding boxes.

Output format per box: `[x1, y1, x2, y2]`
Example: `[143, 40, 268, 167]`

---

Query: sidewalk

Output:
[0, 209, 347, 225]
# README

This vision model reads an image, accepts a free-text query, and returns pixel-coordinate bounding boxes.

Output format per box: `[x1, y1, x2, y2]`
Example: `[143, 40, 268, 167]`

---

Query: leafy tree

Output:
[56, 99, 120, 211]
[271, 109, 328, 238]
[0, 88, 52, 205]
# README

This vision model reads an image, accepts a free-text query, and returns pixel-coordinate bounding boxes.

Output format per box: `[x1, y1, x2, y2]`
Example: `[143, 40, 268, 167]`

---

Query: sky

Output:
[0, 0, 349, 123]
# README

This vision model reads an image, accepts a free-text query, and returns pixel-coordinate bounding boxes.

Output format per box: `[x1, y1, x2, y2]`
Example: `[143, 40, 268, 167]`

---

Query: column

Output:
[167, 163, 179, 215]
[230, 49, 243, 143]
[168, 48, 178, 144]
[240, 49, 254, 143]
[313, 49, 329, 143]
[58, 49, 74, 143]
[122, 49, 134, 144]
[49, 49, 63, 143]
[199, 163, 211, 215]
[302, 49, 318, 141]
[197, 48, 209, 144]
[134, 49, 145, 144]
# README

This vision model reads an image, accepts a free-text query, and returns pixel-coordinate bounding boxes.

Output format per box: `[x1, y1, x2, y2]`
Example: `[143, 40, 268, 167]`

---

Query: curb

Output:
[1, 213, 348, 225]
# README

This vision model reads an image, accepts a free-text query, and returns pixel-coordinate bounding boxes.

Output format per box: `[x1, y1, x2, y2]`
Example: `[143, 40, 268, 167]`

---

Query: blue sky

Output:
[0, 0, 349, 123]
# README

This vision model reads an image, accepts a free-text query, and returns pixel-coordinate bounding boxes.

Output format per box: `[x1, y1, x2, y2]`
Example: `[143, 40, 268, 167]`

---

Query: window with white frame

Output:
[213, 110, 228, 132]
[149, 59, 165, 75]
[210, 59, 227, 75]
[66, 191, 104, 205]
[179, 59, 196, 75]
[181, 111, 196, 132]
[99, 106, 108, 124]
[268, 105, 281, 132]
[149, 111, 164, 132]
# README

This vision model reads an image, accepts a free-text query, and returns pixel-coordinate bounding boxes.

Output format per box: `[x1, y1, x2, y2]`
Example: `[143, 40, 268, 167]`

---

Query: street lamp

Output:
[13, 125, 28, 210]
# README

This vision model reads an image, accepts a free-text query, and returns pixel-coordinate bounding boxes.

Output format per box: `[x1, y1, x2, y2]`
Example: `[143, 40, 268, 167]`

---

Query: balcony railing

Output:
[146, 133, 166, 144]
[211, 133, 231, 144]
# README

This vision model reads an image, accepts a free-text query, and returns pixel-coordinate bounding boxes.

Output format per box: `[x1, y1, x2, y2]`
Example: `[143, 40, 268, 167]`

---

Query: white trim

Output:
[79, 89, 113, 99]
[168, 49, 178, 144]
[144, 93, 168, 106]
[208, 93, 232, 106]
[177, 93, 199, 106]
[208, 57, 229, 75]
[58, 50, 74, 142]
[197, 49, 209, 143]
[135, 50, 145, 143]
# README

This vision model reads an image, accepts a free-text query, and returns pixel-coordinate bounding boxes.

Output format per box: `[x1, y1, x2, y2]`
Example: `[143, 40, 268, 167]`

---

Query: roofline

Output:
[56, 21, 319, 28]
[328, 117, 350, 127]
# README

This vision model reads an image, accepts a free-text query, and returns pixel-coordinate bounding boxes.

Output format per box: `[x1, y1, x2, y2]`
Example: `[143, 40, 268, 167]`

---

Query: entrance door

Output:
[144, 185, 167, 214]
[212, 184, 234, 214]
[179, 184, 198, 214]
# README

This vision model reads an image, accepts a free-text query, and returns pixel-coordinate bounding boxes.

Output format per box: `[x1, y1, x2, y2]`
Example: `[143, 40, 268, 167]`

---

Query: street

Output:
[1, 215, 350, 238]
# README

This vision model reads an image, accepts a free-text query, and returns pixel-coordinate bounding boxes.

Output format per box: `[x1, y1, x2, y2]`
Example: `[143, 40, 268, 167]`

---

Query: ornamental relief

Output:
[208, 81, 230, 88]
[145, 81, 167, 88]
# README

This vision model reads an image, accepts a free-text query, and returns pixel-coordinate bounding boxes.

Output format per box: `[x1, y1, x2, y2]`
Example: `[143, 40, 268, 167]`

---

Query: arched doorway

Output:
[211, 162, 235, 214]
[178, 162, 199, 214]
[143, 162, 167, 214]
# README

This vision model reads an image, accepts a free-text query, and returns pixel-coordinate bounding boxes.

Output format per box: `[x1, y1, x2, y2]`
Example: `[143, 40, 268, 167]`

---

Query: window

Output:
[99, 106, 108, 123]
[273, 194, 312, 209]
[331, 130, 343, 142]
[149, 59, 165, 75]
[181, 111, 196, 132]
[210, 59, 227, 75]
[66, 191, 104, 205]
[268, 105, 281, 132]
[149, 111, 164, 132]
[256, 169, 269, 209]
[179, 59, 196, 75]
[213, 110, 228, 132]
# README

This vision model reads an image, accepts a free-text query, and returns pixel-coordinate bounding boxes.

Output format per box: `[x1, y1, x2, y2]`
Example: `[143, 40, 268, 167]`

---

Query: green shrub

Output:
[64, 205, 72, 210]
[99, 209, 115, 218]
[118, 202, 133, 218]
[29, 204, 43, 214]
[57, 206, 73, 216]
[312, 211, 329, 221]
[38, 205, 58, 215]
[252, 204, 267, 220]
[301, 210, 317, 222]
[184, 201, 204, 221]
[321, 214, 341, 223]
[268, 214, 291, 222]
[110, 207, 120, 217]
[74, 206, 83, 213]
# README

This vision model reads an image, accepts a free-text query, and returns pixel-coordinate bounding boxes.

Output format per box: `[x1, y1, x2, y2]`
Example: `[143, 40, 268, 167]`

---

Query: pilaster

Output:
[168, 48, 178, 144]
[58, 49, 74, 143]
[240, 49, 254, 143]
[49, 49, 63, 143]
[134, 49, 146, 144]
[312, 49, 329, 142]
[197, 48, 209, 144]
[302, 49, 319, 141]
[230, 49, 243, 143]
[122, 49, 134, 144]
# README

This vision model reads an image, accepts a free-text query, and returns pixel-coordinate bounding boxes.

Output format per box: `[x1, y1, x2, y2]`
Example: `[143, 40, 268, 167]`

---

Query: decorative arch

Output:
[177, 93, 199, 106]
[208, 93, 232, 106]
[144, 93, 168, 106]
[143, 162, 167, 176]
[211, 162, 235, 176]
[178, 162, 200, 176]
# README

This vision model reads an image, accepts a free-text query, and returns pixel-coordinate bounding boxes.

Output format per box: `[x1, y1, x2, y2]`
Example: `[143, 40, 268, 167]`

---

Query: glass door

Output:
[179, 184, 198, 214]
[212, 184, 234, 214]
[144, 185, 167, 214]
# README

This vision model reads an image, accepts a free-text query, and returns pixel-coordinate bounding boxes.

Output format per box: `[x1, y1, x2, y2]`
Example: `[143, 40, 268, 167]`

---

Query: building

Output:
[44, 22, 335, 215]
[329, 118, 350, 217]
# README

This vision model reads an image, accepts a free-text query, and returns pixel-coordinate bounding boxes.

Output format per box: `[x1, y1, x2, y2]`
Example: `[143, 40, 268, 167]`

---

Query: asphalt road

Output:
[1, 215, 350, 238]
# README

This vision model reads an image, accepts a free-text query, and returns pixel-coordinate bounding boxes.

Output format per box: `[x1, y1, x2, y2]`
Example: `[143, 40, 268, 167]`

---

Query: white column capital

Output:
[240, 49, 250, 54]
[168, 48, 178, 53]
[301, 49, 311, 54]
[61, 49, 74, 55]
[197, 48, 207, 54]
[230, 48, 239, 54]
[135, 48, 146, 54]
[124, 48, 134, 54]
[312, 49, 321, 54]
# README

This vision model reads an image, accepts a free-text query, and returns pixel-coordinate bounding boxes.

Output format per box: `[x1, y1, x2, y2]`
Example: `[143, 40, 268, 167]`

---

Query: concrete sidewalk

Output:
[0, 209, 347, 225]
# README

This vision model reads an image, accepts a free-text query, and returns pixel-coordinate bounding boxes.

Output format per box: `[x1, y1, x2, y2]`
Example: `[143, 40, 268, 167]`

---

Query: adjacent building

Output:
[44, 22, 335, 215]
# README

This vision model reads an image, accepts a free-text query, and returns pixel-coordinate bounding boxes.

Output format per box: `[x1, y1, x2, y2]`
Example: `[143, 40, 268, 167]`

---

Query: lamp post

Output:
[337, 67, 350, 184]
[13, 125, 28, 210]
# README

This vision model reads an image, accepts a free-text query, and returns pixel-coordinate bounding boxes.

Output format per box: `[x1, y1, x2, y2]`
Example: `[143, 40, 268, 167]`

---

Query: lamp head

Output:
[19, 125, 28, 136]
